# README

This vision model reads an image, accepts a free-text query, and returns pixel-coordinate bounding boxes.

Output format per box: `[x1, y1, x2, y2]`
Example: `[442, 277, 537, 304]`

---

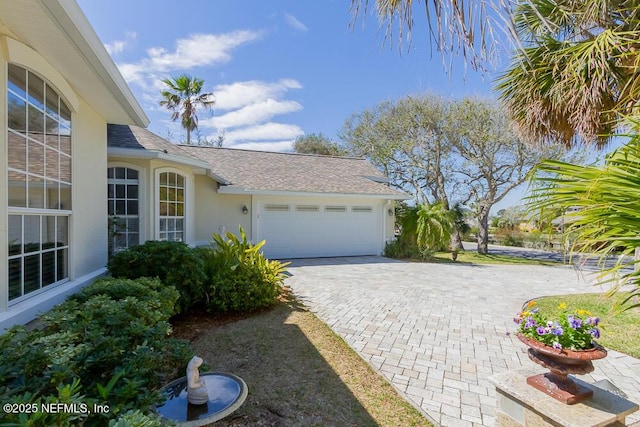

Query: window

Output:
[158, 171, 184, 241]
[325, 205, 347, 213]
[352, 206, 373, 213]
[264, 204, 290, 212]
[7, 64, 71, 302]
[108, 167, 139, 253]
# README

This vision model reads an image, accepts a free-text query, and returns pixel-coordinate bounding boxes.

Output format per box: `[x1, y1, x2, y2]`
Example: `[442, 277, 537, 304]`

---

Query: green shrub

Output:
[495, 229, 525, 247]
[0, 277, 192, 426]
[384, 239, 424, 259]
[107, 240, 206, 311]
[198, 227, 289, 312]
[72, 277, 179, 317]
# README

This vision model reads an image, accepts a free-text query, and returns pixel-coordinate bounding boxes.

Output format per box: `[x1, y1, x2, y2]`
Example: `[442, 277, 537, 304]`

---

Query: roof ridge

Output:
[177, 144, 364, 160]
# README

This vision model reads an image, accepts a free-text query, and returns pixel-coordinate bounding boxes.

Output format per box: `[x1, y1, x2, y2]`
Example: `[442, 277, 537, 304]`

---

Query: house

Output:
[0, 0, 406, 331]
[107, 125, 408, 259]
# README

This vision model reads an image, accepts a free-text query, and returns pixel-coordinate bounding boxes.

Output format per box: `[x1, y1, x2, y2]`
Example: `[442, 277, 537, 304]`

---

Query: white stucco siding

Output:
[71, 99, 108, 276]
[193, 175, 251, 245]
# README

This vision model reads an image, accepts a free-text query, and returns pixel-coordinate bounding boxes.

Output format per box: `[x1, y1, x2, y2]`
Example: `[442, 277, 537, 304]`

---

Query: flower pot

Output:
[517, 333, 607, 404]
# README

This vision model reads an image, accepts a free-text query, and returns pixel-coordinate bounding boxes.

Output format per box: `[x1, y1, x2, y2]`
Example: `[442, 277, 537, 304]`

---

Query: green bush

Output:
[71, 276, 179, 317]
[107, 240, 206, 311]
[384, 239, 424, 259]
[198, 227, 289, 312]
[496, 229, 525, 247]
[0, 277, 192, 426]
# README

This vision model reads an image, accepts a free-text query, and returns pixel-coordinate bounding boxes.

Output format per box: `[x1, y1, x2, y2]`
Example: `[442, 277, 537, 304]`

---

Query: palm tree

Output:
[415, 201, 456, 254]
[496, 0, 640, 148]
[528, 132, 640, 310]
[160, 75, 214, 144]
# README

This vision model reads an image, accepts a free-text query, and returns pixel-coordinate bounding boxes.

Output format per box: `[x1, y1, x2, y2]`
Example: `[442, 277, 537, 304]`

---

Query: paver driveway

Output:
[285, 257, 640, 427]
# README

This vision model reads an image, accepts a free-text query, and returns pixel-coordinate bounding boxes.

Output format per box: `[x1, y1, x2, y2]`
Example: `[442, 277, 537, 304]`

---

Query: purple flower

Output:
[586, 316, 600, 326]
[568, 315, 582, 329]
[589, 328, 600, 339]
[525, 317, 536, 329]
[514, 317, 523, 325]
[552, 342, 563, 350]
[531, 308, 539, 314]
[536, 326, 548, 335]
[551, 325, 563, 336]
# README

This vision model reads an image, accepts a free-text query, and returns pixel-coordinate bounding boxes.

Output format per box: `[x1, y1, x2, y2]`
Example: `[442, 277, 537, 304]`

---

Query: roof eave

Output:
[217, 187, 410, 200]
[39, 0, 149, 127]
[107, 147, 230, 184]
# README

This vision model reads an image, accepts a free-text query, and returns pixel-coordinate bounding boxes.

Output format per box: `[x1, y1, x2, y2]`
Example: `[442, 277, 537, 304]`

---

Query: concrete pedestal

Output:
[490, 369, 639, 427]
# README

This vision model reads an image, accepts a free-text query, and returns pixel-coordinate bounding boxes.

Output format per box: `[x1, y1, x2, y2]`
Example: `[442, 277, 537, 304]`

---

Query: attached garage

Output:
[255, 198, 384, 259]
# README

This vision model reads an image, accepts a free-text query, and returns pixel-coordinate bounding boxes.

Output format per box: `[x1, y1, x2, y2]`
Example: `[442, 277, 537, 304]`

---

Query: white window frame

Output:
[155, 168, 189, 242]
[107, 165, 141, 252]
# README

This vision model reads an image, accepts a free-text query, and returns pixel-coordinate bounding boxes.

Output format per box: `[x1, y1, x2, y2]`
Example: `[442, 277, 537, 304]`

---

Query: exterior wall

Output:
[72, 99, 108, 276]
[384, 200, 396, 245]
[192, 175, 252, 245]
[107, 158, 254, 247]
[0, 37, 108, 330]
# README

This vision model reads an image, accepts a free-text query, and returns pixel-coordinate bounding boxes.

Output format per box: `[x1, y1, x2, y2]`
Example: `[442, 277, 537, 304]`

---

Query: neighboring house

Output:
[0, 0, 407, 331]
[107, 125, 408, 259]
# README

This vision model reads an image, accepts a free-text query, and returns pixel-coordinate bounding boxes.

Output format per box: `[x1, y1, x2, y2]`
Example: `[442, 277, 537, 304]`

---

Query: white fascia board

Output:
[40, 0, 149, 127]
[217, 187, 410, 200]
[107, 147, 230, 184]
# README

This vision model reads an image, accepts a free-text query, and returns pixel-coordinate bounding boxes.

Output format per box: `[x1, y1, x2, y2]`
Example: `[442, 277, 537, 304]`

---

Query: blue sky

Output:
[77, 1, 503, 148]
[77, 1, 527, 210]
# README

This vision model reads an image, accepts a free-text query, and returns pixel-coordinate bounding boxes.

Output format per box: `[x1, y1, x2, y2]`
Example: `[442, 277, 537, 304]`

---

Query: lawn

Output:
[424, 250, 562, 266]
[528, 293, 640, 358]
[172, 290, 432, 427]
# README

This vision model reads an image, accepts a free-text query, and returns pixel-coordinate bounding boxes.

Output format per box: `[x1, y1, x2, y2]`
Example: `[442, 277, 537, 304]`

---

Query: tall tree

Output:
[496, 0, 640, 148]
[342, 95, 574, 253]
[160, 75, 214, 145]
[446, 98, 573, 254]
[342, 96, 464, 249]
[293, 133, 347, 156]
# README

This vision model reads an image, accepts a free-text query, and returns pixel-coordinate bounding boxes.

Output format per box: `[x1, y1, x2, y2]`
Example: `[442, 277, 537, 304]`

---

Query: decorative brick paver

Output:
[285, 256, 640, 426]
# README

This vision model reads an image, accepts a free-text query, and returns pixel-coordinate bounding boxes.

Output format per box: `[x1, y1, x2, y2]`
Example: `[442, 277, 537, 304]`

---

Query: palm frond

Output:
[527, 132, 640, 310]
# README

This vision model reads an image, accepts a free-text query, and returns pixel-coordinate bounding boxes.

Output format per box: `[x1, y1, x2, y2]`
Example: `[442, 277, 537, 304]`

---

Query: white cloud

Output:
[229, 140, 296, 152]
[204, 99, 302, 129]
[110, 30, 304, 152]
[118, 30, 262, 83]
[212, 79, 302, 110]
[105, 32, 137, 55]
[225, 123, 304, 143]
[147, 31, 261, 71]
[284, 13, 308, 32]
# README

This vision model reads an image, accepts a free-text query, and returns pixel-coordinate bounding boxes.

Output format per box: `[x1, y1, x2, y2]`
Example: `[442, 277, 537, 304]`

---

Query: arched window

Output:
[107, 167, 140, 253]
[158, 171, 185, 241]
[7, 64, 71, 302]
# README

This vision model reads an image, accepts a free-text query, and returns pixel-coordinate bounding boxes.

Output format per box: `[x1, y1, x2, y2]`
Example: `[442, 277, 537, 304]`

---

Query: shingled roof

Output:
[179, 145, 406, 197]
[108, 125, 407, 198]
[107, 124, 201, 162]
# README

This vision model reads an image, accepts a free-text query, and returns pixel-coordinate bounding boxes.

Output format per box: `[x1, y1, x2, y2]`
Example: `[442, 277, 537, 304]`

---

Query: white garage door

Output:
[257, 201, 381, 259]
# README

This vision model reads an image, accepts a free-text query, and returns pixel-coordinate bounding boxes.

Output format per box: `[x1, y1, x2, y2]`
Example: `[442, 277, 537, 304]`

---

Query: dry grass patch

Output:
[172, 293, 431, 426]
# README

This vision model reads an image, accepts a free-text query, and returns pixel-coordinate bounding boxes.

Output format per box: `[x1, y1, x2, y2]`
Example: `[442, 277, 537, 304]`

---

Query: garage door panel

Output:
[257, 201, 381, 259]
